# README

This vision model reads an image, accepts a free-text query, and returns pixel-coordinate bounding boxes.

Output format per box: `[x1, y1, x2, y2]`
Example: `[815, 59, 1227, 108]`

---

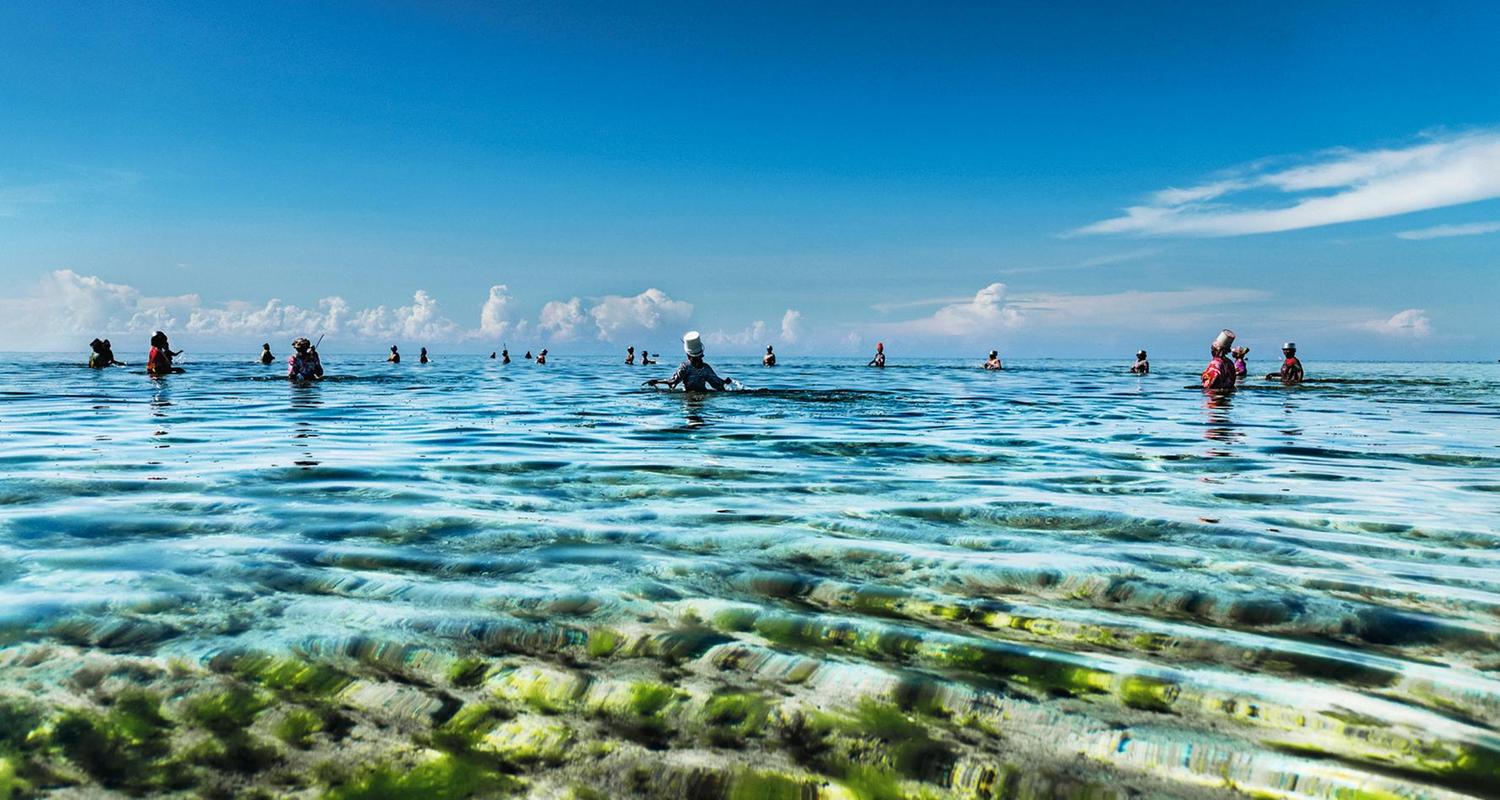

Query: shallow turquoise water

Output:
[2, 355, 1498, 798]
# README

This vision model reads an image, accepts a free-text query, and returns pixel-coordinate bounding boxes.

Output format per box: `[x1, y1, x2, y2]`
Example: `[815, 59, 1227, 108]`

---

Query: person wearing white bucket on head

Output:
[1200, 329, 1238, 392]
[650, 331, 732, 391]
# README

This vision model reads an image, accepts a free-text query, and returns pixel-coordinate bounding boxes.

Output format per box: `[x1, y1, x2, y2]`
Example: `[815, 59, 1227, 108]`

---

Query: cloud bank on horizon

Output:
[1078, 130, 1500, 237]
[0, 269, 1436, 357]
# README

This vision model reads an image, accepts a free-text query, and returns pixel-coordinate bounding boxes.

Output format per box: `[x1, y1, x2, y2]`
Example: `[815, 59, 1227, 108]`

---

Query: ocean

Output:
[1, 354, 1497, 799]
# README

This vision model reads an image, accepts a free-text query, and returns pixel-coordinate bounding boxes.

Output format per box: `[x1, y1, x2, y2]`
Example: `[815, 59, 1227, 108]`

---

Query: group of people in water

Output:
[1199, 329, 1304, 390]
[85, 327, 1307, 391]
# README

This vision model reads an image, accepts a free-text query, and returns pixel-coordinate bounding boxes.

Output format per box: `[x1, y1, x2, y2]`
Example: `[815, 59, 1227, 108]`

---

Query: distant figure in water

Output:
[868, 342, 886, 368]
[984, 350, 1002, 370]
[1270, 342, 1304, 385]
[388, 345, 400, 363]
[640, 348, 655, 365]
[419, 347, 429, 364]
[652, 331, 731, 391]
[1231, 346, 1250, 380]
[287, 338, 324, 382]
[1131, 350, 1149, 375]
[88, 338, 124, 369]
[625, 346, 635, 365]
[524, 350, 533, 360]
[1200, 329, 1237, 392]
[763, 345, 776, 366]
[536, 349, 548, 364]
[259, 343, 275, 365]
[501, 349, 511, 364]
[146, 331, 183, 375]
[489, 351, 496, 359]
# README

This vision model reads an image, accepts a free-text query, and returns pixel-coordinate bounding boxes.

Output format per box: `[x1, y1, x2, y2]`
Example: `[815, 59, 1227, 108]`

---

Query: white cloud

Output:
[538, 298, 586, 341]
[587, 288, 693, 342]
[1355, 308, 1432, 338]
[890, 283, 1025, 336]
[1078, 130, 1500, 237]
[1395, 220, 1500, 240]
[878, 282, 1270, 338]
[478, 284, 513, 337]
[346, 290, 460, 341]
[780, 309, 803, 343]
[705, 320, 767, 348]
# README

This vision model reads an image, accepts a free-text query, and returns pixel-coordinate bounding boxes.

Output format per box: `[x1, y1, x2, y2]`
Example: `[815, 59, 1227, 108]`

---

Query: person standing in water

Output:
[287, 338, 324, 382]
[536, 349, 548, 364]
[763, 345, 776, 366]
[984, 350, 1002, 370]
[146, 332, 183, 375]
[868, 342, 886, 368]
[489, 351, 496, 359]
[89, 339, 125, 368]
[524, 350, 533, 360]
[388, 345, 401, 363]
[258, 343, 275, 364]
[419, 347, 429, 364]
[625, 346, 636, 365]
[1271, 342, 1304, 385]
[1231, 346, 1250, 380]
[501, 348, 511, 364]
[1200, 329, 1238, 392]
[653, 331, 731, 391]
[640, 348, 655, 365]
[1131, 350, 1150, 375]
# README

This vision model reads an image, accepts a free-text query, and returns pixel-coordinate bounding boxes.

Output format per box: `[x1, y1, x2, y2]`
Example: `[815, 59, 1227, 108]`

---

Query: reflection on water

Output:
[1, 355, 1498, 798]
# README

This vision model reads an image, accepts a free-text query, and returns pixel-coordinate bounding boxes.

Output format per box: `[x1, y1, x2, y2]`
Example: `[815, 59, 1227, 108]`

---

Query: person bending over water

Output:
[868, 342, 886, 368]
[984, 350, 1002, 370]
[89, 338, 125, 368]
[419, 347, 429, 364]
[1200, 329, 1237, 392]
[1131, 350, 1149, 375]
[625, 346, 635, 365]
[259, 343, 275, 365]
[388, 345, 400, 363]
[146, 332, 184, 375]
[524, 350, 533, 360]
[1231, 346, 1250, 380]
[536, 349, 548, 365]
[763, 345, 776, 366]
[651, 331, 732, 391]
[287, 338, 324, 382]
[1269, 342, 1304, 385]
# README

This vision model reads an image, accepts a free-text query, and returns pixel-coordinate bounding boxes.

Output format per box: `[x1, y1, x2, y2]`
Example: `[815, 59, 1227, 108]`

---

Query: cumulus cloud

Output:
[478, 284, 514, 337]
[1395, 220, 1500, 240]
[346, 290, 460, 341]
[538, 298, 586, 341]
[1077, 130, 1500, 237]
[780, 309, 803, 343]
[1355, 309, 1433, 338]
[889, 283, 1025, 336]
[587, 289, 693, 342]
[705, 320, 768, 348]
[878, 282, 1269, 338]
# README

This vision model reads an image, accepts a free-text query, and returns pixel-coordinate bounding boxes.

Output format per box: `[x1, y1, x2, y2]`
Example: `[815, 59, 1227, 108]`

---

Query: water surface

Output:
[2, 355, 1498, 798]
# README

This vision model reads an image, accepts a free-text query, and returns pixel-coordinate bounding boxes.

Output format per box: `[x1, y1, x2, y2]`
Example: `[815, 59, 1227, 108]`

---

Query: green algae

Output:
[322, 751, 518, 800]
[274, 707, 325, 749]
[704, 692, 771, 742]
[586, 628, 622, 658]
[183, 685, 272, 733]
[446, 657, 490, 688]
[728, 770, 812, 800]
[49, 690, 190, 793]
[215, 652, 354, 697]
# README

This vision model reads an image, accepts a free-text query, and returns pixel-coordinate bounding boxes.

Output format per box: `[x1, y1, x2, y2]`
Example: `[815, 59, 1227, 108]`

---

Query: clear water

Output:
[2, 354, 1498, 798]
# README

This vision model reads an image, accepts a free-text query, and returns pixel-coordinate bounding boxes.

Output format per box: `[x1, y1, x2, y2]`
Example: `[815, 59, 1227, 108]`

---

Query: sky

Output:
[0, 1, 1497, 358]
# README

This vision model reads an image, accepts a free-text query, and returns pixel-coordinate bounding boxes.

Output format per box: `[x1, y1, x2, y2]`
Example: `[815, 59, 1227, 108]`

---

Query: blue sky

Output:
[1, 1, 1497, 357]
